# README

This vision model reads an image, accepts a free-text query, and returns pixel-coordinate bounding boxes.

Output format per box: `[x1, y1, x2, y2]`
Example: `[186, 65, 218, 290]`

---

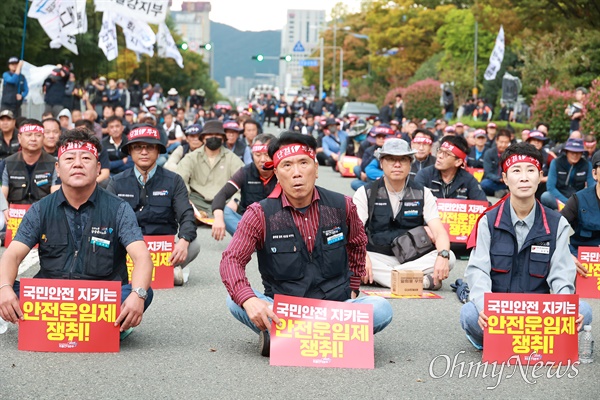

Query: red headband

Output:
[128, 126, 160, 141]
[265, 144, 316, 170]
[502, 154, 541, 173]
[412, 136, 433, 145]
[440, 141, 467, 162]
[58, 141, 99, 159]
[251, 144, 269, 153]
[19, 124, 44, 135]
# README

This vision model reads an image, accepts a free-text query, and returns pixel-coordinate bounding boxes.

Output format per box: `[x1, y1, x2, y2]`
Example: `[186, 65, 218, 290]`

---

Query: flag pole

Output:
[17, 0, 30, 112]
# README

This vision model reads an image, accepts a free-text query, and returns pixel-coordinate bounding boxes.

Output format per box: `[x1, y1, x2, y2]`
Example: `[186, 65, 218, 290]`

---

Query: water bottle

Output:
[0, 316, 8, 334]
[579, 325, 594, 364]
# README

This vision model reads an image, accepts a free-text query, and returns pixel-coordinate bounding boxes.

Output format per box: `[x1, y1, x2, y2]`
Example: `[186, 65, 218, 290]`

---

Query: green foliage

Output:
[581, 79, 600, 135]
[408, 52, 442, 85]
[453, 118, 530, 132]
[530, 82, 573, 143]
[403, 79, 443, 121]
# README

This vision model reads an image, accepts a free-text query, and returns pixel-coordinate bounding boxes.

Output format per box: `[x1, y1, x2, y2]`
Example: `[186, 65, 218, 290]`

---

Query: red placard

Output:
[18, 278, 121, 352]
[126, 235, 175, 289]
[5, 204, 31, 247]
[465, 167, 484, 182]
[576, 246, 600, 299]
[483, 293, 579, 365]
[436, 199, 488, 243]
[270, 294, 374, 369]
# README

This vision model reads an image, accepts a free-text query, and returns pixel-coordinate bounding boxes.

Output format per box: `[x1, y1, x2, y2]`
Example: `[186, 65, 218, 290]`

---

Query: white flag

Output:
[20, 62, 58, 105]
[28, 0, 84, 55]
[111, 13, 156, 48]
[157, 23, 184, 69]
[125, 34, 154, 58]
[98, 12, 118, 61]
[484, 26, 505, 81]
[94, 0, 169, 25]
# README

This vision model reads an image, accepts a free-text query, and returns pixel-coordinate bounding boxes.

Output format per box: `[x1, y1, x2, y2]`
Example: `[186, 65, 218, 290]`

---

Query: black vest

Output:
[486, 199, 561, 294]
[365, 178, 425, 256]
[570, 186, 600, 251]
[257, 187, 351, 301]
[554, 155, 589, 199]
[102, 136, 127, 161]
[36, 187, 128, 283]
[239, 163, 278, 214]
[110, 167, 178, 235]
[5, 152, 56, 204]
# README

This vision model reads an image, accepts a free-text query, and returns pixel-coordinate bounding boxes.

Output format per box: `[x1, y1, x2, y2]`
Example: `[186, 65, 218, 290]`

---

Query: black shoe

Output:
[258, 330, 270, 357]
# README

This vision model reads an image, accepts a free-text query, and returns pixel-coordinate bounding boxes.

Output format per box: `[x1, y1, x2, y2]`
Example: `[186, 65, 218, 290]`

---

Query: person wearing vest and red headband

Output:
[211, 134, 278, 239]
[460, 142, 593, 350]
[220, 132, 392, 356]
[0, 128, 154, 339]
[415, 136, 488, 202]
[108, 125, 200, 286]
[2, 119, 58, 204]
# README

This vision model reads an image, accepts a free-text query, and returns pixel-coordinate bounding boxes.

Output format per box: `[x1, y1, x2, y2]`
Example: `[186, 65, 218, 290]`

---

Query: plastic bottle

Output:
[579, 325, 594, 364]
[0, 316, 8, 334]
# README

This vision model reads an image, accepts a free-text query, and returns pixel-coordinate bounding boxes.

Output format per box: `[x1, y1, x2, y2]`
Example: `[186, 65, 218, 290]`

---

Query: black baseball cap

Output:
[592, 151, 600, 168]
[8, 57, 19, 64]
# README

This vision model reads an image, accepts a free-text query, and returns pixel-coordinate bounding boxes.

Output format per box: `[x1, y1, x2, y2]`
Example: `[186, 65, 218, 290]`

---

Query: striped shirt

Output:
[220, 187, 367, 306]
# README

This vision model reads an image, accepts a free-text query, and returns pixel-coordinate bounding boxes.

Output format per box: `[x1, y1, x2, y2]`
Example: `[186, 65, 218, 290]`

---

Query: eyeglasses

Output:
[130, 143, 158, 152]
[436, 149, 457, 159]
[382, 156, 411, 165]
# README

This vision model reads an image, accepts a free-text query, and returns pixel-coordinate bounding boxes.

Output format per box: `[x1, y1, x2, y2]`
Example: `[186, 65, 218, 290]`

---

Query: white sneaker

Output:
[174, 266, 184, 286]
[423, 274, 442, 291]
[0, 316, 8, 334]
[182, 266, 190, 284]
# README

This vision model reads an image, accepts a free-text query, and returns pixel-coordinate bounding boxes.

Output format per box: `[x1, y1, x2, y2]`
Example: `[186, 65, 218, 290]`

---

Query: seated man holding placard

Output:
[353, 139, 456, 291]
[108, 124, 199, 286]
[461, 142, 593, 350]
[220, 132, 392, 356]
[0, 128, 154, 339]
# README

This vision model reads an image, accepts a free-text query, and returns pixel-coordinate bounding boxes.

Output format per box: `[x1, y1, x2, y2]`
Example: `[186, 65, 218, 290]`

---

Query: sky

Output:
[171, 0, 363, 32]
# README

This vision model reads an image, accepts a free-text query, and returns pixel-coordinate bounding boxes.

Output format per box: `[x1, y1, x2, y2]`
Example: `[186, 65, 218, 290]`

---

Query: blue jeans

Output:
[227, 289, 393, 335]
[540, 191, 560, 210]
[480, 179, 508, 196]
[13, 280, 154, 312]
[224, 206, 243, 236]
[351, 165, 367, 191]
[460, 300, 593, 348]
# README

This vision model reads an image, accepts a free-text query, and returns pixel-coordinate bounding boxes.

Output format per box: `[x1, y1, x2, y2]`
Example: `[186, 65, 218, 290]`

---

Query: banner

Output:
[106, 11, 156, 57]
[5, 205, 31, 247]
[98, 12, 118, 61]
[94, 0, 169, 24]
[576, 247, 600, 299]
[19, 278, 121, 352]
[436, 199, 488, 243]
[126, 235, 175, 289]
[464, 167, 484, 182]
[484, 25, 505, 81]
[157, 23, 184, 69]
[271, 294, 374, 369]
[483, 293, 579, 365]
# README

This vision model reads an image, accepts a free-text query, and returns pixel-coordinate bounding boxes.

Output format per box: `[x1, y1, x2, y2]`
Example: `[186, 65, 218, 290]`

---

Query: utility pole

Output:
[319, 37, 324, 99]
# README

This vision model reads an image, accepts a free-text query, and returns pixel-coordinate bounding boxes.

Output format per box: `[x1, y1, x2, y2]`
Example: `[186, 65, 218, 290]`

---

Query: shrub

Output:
[530, 82, 573, 143]
[581, 79, 600, 136]
[403, 79, 443, 121]
[383, 87, 406, 106]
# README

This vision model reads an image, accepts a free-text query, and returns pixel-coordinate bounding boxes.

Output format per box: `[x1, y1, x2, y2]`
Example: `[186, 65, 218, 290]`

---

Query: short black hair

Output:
[59, 127, 102, 153]
[495, 129, 512, 141]
[105, 116, 123, 125]
[440, 135, 469, 156]
[244, 119, 262, 133]
[18, 118, 43, 128]
[412, 128, 435, 142]
[536, 122, 549, 131]
[268, 131, 317, 160]
[42, 117, 61, 129]
[500, 142, 543, 170]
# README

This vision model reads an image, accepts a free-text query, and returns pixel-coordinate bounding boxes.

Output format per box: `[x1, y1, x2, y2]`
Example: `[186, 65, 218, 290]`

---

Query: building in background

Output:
[279, 9, 325, 91]
[171, 2, 212, 74]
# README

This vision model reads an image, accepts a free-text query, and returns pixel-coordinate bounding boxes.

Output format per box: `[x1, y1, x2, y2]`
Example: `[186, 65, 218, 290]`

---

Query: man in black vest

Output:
[2, 120, 58, 204]
[0, 129, 154, 339]
[353, 138, 454, 291]
[102, 116, 132, 175]
[108, 125, 199, 286]
[0, 110, 19, 162]
[1, 57, 28, 117]
[223, 120, 251, 164]
[212, 133, 277, 239]
[220, 132, 392, 356]
[461, 142, 592, 350]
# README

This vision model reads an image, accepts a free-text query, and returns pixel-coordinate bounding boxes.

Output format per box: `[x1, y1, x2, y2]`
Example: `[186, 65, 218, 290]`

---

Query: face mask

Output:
[205, 137, 223, 150]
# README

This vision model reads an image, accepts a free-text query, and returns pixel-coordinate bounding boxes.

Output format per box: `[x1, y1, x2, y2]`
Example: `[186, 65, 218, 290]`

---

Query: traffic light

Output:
[281, 54, 292, 62]
[203, 43, 212, 51]
[179, 42, 188, 51]
[252, 54, 264, 62]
